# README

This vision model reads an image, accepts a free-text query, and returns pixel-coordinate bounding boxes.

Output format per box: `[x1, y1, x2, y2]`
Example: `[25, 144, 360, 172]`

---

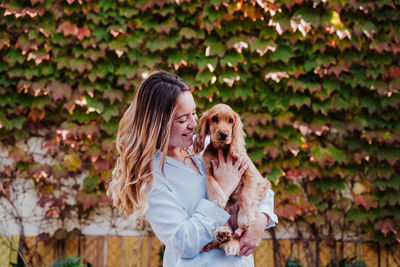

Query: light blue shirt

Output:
[145, 151, 278, 267]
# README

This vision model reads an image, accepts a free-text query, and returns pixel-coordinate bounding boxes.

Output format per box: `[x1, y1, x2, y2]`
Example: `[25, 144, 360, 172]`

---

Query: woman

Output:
[107, 71, 277, 266]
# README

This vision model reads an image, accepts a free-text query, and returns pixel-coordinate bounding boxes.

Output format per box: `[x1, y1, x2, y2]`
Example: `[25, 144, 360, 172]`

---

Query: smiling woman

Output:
[107, 70, 277, 267]
[107, 71, 192, 218]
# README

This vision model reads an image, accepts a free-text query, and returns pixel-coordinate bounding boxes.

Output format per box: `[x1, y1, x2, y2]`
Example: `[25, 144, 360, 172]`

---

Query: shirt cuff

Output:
[195, 199, 231, 225]
[258, 207, 278, 229]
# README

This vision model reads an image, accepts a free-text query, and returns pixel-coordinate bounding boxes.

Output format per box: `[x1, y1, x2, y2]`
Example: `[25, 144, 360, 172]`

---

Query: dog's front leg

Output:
[205, 164, 229, 209]
[237, 169, 264, 230]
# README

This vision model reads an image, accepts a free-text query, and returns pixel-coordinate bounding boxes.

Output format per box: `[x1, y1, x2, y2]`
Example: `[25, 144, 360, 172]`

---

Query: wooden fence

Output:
[1, 235, 400, 267]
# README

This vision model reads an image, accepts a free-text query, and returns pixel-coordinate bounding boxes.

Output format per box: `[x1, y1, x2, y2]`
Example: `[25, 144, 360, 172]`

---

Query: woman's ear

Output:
[193, 111, 209, 154]
[229, 111, 246, 159]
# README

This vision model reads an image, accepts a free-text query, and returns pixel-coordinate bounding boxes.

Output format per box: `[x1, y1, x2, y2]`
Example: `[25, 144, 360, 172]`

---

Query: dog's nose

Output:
[219, 132, 228, 140]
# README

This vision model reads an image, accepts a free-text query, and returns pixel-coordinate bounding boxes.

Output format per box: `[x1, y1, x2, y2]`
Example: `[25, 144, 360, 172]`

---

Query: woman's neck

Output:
[167, 146, 187, 162]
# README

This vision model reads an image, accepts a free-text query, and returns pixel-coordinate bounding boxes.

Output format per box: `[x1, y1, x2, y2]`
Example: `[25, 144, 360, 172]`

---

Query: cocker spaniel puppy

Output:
[193, 104, 270, 255]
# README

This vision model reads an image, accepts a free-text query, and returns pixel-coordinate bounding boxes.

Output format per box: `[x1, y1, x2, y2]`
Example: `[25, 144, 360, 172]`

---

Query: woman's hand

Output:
[237, 212, 269, 256]
[211, 149, 250, 197]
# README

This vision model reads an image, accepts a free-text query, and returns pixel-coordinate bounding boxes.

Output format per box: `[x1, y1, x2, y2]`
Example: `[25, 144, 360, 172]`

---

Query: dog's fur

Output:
[193, 104, 270, 255]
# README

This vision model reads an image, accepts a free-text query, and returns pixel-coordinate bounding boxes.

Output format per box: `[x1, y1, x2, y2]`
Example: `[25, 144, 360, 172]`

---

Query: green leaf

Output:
[83, 176, 98, 192]
[92, 26, 108, 41]
[119, 6, 139, 18]
[326, 147, 350, 164]
[194, 56, 218, 70]
[347, 209, 368, 223]
[220, 52, 244, 67]
[250, 39, 277, 56]
[204, 39, 226, 57]
[5, 48, 25, 66]
[270, 45, 294, 63]
[50, 256, 84, 267]
[265, 167, 283, 182]
[102, 104, 118, 121]
[195, 71, 215, 84]
[125, 31, 145, 48]
[6, 115, 25, 130]
[86, 96, 104, 113]
[99, 0, 116, 10]
[289, 94, 311, 108]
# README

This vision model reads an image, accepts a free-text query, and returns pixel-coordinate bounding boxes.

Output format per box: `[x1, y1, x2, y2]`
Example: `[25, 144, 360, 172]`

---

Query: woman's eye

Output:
[228, 118, 233, 123]
[212, 116, 218, 122]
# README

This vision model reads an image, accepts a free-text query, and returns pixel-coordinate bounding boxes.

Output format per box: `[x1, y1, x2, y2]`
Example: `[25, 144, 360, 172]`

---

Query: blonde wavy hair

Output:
[107, 71, 191, 217]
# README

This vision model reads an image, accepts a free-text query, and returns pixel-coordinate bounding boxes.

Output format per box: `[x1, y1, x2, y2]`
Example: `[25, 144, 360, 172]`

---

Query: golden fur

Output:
[193, 104, 270, 255]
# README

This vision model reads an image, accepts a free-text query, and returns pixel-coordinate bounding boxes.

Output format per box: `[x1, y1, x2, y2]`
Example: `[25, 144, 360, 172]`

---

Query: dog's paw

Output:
[202, 241, 220, 252]
[237, 211, 255, 230]
[216, 226, 232, 244]
[223, 238, 240, 256]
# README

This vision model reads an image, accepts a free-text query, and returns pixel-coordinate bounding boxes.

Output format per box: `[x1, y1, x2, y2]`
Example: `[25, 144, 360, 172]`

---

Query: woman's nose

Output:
[188, 116, 197, 129]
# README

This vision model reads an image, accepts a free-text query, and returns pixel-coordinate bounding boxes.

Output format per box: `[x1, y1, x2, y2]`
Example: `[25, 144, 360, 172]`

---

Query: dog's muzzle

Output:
[219, 132, 228, 141]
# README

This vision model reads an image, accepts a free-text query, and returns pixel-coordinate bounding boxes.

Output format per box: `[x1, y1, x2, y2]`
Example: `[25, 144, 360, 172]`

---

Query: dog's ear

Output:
[193, 111, 209, 154]
[229, 111, 246, 159]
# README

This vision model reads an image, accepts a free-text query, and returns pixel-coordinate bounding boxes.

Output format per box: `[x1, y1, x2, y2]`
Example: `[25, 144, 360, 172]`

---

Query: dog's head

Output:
[193, 104, 245, 158]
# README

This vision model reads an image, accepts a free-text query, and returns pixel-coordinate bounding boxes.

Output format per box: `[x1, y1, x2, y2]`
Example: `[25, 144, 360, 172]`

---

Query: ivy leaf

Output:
[92, 26, 108, 41]
[270, 45, 294, 63]
[5, 48, 25, 66]
[204, 39, 226, 57]
[6, 116, 25, 130]
[179, 27, 198, 39]
[83, 176, 98, 192]
[85, 96, 104, 113]
[250, 39, 277, 56]
[51, 164, 69, 179]
[194, 56, 218, 71]
[195, 71, 215, 84]
[46, 81, 72, 101]
[220, 51, 244, 67]
[289, 94, 311, 109]
[103, 89, 123, 104]
[99, 0, 116, 11]
[119, 6, 139, 18]
[102, 104, 118, 121]
[57, 21, 79, 37]
[64, 154, 82, 171]
[265, 167, 284, 182]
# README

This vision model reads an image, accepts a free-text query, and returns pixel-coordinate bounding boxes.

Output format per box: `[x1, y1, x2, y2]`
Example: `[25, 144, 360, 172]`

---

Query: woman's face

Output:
[169, 91, 198, 149]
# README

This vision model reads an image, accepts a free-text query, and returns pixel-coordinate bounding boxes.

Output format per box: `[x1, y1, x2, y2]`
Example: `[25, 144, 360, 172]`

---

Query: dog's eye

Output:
[228, 118, 233, 123]
[211, 116, 218, 122]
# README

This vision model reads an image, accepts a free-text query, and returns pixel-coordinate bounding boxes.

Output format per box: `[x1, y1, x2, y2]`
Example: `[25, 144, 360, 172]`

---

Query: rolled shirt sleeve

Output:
[257, 188, 278, 229]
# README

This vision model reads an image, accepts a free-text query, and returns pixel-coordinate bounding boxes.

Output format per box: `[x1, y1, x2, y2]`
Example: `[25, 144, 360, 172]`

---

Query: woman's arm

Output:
[238, 188, 278, 256]
[145, 180, 230, 258]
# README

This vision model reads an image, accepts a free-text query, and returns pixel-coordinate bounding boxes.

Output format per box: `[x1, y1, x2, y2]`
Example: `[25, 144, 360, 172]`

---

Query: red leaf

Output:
[286, 169, 303, 182]
[28, 107, 45, 122]
[77, 26, 91, 40]
[46, 80, 72, 101]
[354, 195, 377, 211]
[103, 89, 123, 104]
[275, 203, 298, 221]
[27, 164, 51, 181]
[76, 192, 99, 211]
[58, 21, 79, 37]
[93, 158, 111, 171]
[375, 219, 398, 236]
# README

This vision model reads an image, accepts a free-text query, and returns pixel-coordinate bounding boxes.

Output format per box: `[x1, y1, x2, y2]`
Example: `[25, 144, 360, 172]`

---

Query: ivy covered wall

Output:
[1, 0, 400, 256]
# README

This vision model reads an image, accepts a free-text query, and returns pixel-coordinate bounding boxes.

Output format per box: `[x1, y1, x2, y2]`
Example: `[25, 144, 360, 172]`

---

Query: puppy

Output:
[193, 104, 270, 255]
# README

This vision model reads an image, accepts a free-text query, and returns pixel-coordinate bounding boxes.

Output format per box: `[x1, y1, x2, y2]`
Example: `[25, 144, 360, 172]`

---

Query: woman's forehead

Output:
[176, 92, 196, 112]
